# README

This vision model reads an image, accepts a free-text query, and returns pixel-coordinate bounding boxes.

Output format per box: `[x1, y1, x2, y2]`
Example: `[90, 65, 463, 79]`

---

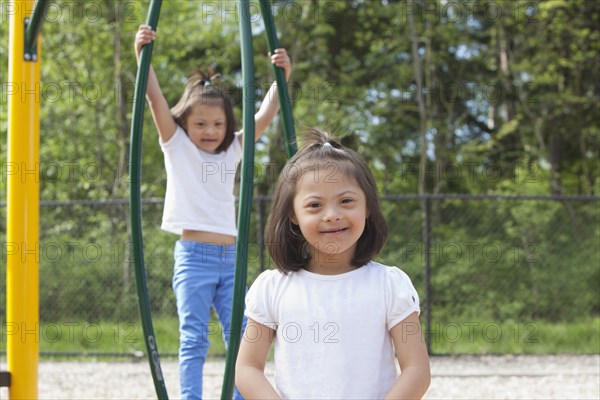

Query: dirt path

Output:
[2, 354, 599, 399]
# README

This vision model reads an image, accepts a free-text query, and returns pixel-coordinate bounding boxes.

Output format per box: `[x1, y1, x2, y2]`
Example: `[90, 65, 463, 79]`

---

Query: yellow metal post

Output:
[7, 0, 40, 398]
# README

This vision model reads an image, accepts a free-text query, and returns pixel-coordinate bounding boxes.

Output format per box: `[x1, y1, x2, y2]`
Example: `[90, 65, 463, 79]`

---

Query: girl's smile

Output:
[320, 226, 348, 235]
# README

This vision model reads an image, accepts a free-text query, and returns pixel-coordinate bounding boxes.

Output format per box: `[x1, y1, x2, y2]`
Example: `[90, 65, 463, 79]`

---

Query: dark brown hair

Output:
[265, 128, 388, 273]
[170, 68, 236, 153]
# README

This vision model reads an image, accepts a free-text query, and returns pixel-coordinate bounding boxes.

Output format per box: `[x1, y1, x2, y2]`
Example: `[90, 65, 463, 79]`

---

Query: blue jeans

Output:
[173, 240, 246, 400]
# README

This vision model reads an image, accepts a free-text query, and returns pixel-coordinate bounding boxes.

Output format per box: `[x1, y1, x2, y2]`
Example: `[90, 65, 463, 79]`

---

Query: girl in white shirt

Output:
[236, 129, 431, 399]
[135, 25, 291, 400]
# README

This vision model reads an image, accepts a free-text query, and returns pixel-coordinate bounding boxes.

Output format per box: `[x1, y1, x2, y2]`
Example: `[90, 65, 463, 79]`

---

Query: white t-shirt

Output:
[245, 261, 420, 399]
[159, 125, 242, 235]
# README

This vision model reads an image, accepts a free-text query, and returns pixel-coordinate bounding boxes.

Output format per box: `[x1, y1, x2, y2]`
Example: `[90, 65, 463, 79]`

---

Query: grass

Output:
[428, 317, 600, 354]
[28, 315, 226, 358]
[3, 317, 597, 358]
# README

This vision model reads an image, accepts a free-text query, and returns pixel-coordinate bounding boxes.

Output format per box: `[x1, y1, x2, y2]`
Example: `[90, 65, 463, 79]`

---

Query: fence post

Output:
[257, 196, 266, 272]
[422, 195, 432, 354]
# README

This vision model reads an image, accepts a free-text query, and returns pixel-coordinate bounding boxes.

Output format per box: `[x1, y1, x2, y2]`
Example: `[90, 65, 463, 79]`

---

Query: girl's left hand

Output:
[271, 48, 292, 81]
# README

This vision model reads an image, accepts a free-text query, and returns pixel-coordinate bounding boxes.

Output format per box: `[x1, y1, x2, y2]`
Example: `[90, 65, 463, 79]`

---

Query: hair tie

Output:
[323, 142, 333, 148]
[189, 69, 220, 88]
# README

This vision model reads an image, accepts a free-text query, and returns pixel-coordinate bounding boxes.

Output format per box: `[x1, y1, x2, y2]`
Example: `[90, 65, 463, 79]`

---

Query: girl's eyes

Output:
[196, 122, 224, 127]
[306, 199, 354, 209]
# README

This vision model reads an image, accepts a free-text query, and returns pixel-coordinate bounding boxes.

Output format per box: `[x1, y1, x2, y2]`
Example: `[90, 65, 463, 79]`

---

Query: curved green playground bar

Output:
[220, 0, 255, 397]
[128, 1, 296, 398]
[129, 0, 167, 398]
[259, 0, 297, 157]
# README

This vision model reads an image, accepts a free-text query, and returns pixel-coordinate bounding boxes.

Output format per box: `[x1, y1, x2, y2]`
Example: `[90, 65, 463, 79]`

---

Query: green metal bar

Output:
[24, 0, 50, 61]
[259, 0, 297, 157]
[221, 0, 256, 397]
[129, 1, 168, 399]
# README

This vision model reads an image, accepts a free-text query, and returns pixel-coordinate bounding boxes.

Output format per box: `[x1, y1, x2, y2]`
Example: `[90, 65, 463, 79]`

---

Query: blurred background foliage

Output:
[0, 0, 598, 354]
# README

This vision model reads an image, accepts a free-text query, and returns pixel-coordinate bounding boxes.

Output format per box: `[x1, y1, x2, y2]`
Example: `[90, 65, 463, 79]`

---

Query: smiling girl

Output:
[134, 24, 291, 400]
[236, 129, 430, 399]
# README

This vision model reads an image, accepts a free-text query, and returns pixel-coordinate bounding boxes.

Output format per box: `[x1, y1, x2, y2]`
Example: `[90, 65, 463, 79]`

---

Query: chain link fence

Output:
[1, 194, 598, 355]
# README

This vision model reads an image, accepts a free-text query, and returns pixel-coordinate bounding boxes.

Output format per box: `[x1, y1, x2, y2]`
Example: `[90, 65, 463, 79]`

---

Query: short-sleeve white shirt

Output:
[245, 261, 420, 399]
[159, 125, 242, 235]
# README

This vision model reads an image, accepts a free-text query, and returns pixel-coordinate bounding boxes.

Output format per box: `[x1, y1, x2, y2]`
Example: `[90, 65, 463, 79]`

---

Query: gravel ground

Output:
[1, 354, 599, 399]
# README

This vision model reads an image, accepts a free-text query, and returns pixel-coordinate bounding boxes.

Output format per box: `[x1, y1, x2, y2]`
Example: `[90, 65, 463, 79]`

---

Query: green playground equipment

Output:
[129, 1, 296, 398]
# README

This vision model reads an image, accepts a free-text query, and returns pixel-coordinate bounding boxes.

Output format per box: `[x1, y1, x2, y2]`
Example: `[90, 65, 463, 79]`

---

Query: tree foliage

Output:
[0, 0, 598, 334]
[1, 0, 598, 198]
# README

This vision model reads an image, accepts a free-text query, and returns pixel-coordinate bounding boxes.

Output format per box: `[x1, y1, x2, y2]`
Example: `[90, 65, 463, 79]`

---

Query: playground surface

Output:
[2, 354, 599, 399]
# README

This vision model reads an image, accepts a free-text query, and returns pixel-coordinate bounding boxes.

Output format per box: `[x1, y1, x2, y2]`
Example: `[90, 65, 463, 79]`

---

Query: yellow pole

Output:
[7, 0, 40, 398]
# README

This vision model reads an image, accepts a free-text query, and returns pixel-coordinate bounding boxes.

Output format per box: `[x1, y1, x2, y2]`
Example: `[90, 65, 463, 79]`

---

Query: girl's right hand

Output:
[134, 24, 156, 60]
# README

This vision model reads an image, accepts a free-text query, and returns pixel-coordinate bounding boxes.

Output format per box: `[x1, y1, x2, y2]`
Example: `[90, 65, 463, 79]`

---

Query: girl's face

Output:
[183, 103, 227, 153]
[291, 165, 367, 274]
